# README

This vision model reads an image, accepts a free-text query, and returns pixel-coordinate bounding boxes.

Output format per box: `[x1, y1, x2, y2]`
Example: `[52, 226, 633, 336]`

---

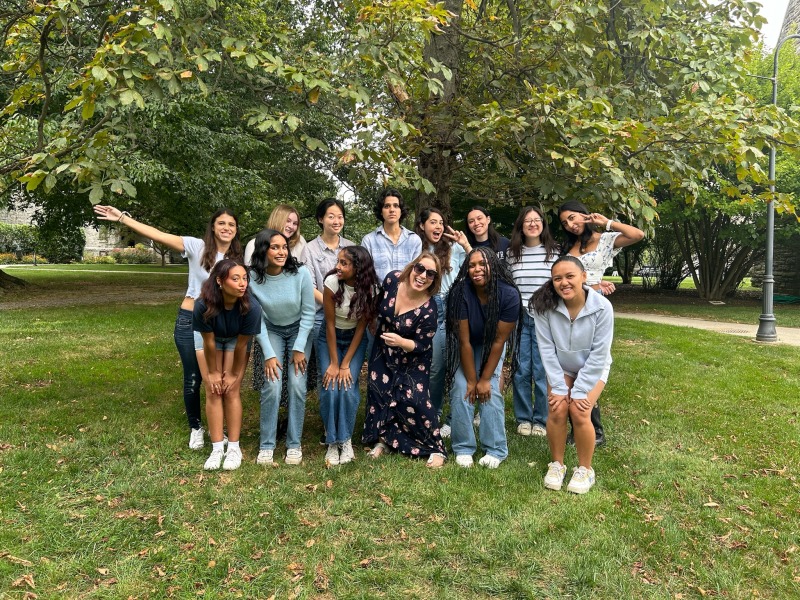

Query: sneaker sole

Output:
[567, 484, 594, 494]
[543, 481, 563, 491]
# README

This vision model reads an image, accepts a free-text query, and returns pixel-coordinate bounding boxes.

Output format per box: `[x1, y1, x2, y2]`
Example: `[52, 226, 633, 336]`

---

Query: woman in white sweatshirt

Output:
[531, 256, 614, 495]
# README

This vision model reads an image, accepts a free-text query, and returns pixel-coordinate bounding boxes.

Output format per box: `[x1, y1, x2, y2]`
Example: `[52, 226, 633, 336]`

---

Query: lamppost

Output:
[756, 33, 800, 343]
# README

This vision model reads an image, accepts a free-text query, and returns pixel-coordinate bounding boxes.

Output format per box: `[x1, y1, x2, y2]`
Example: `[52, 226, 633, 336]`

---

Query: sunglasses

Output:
[412, 263, 437, 280]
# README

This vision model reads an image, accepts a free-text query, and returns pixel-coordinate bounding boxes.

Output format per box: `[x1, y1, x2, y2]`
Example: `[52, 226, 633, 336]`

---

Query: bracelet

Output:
[605, 219, 614, 231]
[118, 211, 131, 224]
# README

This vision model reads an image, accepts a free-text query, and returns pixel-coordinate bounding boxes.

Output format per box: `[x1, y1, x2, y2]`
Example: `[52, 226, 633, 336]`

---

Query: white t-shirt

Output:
[323, 274, 357, 330]
[181, 236, 225, 299]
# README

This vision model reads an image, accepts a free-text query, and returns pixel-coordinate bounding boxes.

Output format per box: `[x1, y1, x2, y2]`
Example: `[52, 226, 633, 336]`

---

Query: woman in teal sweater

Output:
[248, 229, 316, 466]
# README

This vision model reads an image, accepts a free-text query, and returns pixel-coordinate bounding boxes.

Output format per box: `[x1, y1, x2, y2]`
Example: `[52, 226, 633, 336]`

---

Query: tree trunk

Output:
[0, 269, 27, 291]
[414, 0, 464, 223]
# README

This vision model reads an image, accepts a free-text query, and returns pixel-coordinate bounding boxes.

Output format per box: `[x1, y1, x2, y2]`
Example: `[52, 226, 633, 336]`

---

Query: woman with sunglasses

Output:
[361, 252, 447, 468]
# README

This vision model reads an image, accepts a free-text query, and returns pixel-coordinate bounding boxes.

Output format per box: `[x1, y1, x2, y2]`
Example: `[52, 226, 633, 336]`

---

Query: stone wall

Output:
[781, 0, 800, 40]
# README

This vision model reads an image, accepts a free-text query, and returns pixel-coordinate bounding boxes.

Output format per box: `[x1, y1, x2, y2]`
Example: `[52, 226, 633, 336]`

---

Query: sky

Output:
[759, 0, 790, 47]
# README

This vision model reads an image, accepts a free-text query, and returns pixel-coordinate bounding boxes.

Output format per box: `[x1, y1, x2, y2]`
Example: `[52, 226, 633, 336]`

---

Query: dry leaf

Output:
[97, 568, 109, 576]
[0, 552, 33, 567]
[379, 493, 392, 506]
[305, 539, 315, 548]
[12, 574, 35, 589]
[208, 560, 216, 568]
[305, 484, 318, 492]
[359, 558, 372, 568]
[208, 537, 217, 546]
[251, 551, 264, 560]
[314, 563, 329, 591]
[325, 480, 333, 489]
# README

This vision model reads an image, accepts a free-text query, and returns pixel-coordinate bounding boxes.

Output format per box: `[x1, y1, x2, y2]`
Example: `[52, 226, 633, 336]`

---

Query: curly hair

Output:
[248, 229, 300, 284]
[201, 208, 243, 271]
[530, 255, 586, 315]
[414, 207, 454, 274]
[199, 259, 251, 322]
[558, 200, 595, 254]
[507, 205, 559, 264]
[323, 246, 381, 323]
[373, 188, 408, 223]
[444, 247, 522, 391]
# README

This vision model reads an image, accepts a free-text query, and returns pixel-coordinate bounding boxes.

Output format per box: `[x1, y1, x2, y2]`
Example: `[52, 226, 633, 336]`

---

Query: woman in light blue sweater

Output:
[531, 256, 614, 495]
[248, 229, 316, 466]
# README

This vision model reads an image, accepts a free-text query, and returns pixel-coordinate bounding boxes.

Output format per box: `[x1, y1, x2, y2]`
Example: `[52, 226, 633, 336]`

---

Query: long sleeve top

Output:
[249, 268, 316, 360]
[532, 286, 614, 399]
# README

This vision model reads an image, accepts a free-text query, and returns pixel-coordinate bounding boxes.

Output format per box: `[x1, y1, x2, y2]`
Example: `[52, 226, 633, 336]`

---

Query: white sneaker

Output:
[478, 454, 501, 469]
[339, 440, 355, 464]
[473, 413, 481, 427]
[285, 448, 303, 465]
[222, 447, 242, 471]
[439, 424, 451, 439]
[256, 449, 274, 465]
[189, 427, 205, 450]
[203, 448, 224, 470]
[517, 422, 533, 436]
[325, 444, 340, 466]
[455, 454, 473, 468]
[531, 424, 547, 437]
[566, 466, 596, 494]
[543, 461, 567, 490]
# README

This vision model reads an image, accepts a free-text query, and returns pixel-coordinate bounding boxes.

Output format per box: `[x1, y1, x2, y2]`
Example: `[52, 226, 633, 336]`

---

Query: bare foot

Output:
[426, 453, 446, 469]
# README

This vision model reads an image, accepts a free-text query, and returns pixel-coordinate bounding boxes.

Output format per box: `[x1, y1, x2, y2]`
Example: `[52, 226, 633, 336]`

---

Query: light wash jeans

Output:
[317, 324, 368, 444]
[512, 312, 548, 427]
[450, 344, 508, 461]
[429, 294, 446, 414]
[259, 320, 313, 451]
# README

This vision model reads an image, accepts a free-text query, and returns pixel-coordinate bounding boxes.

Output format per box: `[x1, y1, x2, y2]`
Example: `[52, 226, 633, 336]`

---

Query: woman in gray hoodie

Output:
[531, 256, 613, 495]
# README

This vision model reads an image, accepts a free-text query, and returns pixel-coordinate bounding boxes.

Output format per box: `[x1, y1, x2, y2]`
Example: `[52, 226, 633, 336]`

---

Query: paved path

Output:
[615, 312, 800, 347]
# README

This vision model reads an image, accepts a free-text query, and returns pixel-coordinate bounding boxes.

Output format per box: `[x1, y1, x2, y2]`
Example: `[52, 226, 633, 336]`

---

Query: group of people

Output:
[94, 190, 643, 494]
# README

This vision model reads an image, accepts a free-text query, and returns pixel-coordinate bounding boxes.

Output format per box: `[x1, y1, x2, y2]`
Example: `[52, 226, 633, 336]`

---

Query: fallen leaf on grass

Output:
[314, 564, 329, 591]
[23, 593, 38, 599]
[703, 498, 720, 508]
[208, 560, 216, 568]
[96, 568, 109, 576]
[641, 419, 650, 425]
[737, 505, 754, 516]
[0, 443, 13, 451]
[251, 550, 264, 560]
[0, 551, 33, 567]
[305, 539, 315, 548]
[12, 574, 35, 589]
[325, 479, 333, 489]
[305, 484, 318, 492]
[379, 493, 392, 506]
[208, 537, 217, 546]
[299, 518, 317, 527]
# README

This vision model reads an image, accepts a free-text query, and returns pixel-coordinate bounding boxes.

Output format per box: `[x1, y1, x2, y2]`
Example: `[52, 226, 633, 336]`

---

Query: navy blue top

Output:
[458, 279, 520, 346]
[474, 236, 511, 261]
[192, 296, 262, 338]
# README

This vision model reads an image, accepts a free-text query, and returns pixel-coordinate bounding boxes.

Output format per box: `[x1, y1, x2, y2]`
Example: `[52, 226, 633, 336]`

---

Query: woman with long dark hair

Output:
[531, 256, 614, 494]
[507, 206, 560, 437]
[249, 229, 316, 465]
[318, 246, 380, 466]
[464, 206, 510, 261]
[414, 208, 470, 421]
[558, 200, 643, 445]
[362, 251, 446, 468]
[93, 205, 243, 450]
[193, 260, 261, 470]
[445, 247, 522, 468]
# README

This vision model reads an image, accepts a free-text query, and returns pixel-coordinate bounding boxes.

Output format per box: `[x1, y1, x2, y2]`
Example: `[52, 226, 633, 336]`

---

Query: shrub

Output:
[20, 254, 47, 264]
[110, 244, 156, 264]
[0, 223, 39, 254]
[38, 226, 85, 263]
[82, 255, 116, 265]
[0, 252, 18, 264]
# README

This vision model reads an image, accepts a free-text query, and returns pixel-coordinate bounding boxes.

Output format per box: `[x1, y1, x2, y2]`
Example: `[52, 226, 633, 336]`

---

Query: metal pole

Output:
[756, 34, 800, 342]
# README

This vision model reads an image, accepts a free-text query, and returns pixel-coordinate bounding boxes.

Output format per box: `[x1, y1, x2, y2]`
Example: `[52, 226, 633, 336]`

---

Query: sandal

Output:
[369, 442, 389, 459]
[426, 453, 446, 469]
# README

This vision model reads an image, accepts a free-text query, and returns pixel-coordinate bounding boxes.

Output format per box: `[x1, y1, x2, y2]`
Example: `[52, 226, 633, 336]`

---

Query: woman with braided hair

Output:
[445, 247, 522, 468]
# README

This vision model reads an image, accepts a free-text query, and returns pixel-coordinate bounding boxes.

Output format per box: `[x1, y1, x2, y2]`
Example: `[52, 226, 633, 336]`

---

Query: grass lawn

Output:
[1, 267, 799, 598]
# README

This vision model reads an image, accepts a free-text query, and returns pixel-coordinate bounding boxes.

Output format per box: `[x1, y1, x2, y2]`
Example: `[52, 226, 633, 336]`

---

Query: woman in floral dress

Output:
[361, 251, 447, 468]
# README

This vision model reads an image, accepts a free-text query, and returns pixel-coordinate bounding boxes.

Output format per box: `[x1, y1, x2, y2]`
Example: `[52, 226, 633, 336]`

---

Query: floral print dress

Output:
[361, 271, 445, 458]
[574, 232, 621, 285]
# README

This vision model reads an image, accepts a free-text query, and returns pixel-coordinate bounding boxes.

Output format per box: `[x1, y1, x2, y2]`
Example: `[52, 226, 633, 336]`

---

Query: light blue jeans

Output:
[429, 294, 446, 414]
[317, 324, 368, 444]
[450, 344, 508, 461]
[259, 320, 313, 451]
[512, 312, 548, 427]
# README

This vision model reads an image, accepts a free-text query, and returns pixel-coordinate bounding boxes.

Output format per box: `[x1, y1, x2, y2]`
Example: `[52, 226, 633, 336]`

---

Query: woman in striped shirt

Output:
[506, 206, 560, 437]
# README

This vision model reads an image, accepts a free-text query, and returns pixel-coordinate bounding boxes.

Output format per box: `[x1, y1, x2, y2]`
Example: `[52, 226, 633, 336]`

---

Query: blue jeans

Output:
[450, 344, 508, 460]
[259, 320, 313, 450]
[512, 312, 548, 427]
[429, 294, 446, 414]
[174, 308, 202, 431]
[311, 310, 324, 387]
[317, 324, 368, 444]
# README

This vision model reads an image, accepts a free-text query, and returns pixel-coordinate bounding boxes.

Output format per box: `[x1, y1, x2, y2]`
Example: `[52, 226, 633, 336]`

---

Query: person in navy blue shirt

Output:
[193, 259, 261, 471]
[445, 247, 522, 469]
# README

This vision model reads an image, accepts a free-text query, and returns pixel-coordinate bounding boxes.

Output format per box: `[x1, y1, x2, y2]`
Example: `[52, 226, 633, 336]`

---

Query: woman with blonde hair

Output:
[244, 204, 306, 265]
